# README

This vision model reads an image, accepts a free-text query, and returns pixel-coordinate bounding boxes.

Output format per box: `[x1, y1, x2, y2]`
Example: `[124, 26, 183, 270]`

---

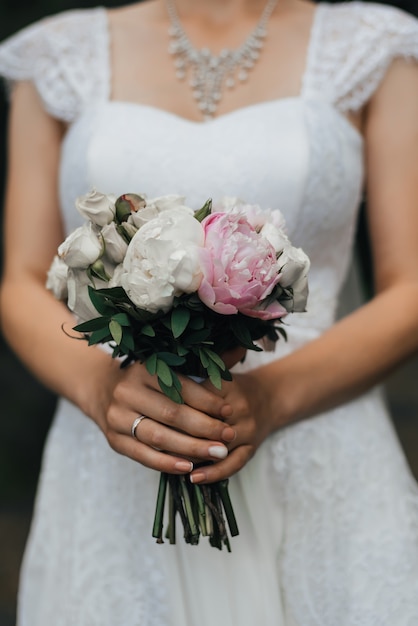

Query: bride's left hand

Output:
[188, 369, 276, 484]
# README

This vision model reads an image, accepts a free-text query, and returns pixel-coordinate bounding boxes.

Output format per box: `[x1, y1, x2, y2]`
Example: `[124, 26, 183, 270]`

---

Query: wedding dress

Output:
[1, 2, 418, 624]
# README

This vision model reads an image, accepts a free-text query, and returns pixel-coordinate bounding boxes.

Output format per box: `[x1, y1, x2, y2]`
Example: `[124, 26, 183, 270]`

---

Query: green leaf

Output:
[109, 319, 123, 345]
[205, 348, 226, 371]
[182, 328, 211, 346]
[88, 287, 115, 316]
[141, 324, 156, 337]
[156, 352, 186, 367]
[94, 286, 129, 301]
[198, 349, 210, 369]
[171, 371, 182, 392]
[121, 327, 135, 352]
[206, 360, 222, 390]
[145, 354, 158, 376]
[158, 379, 184, 404]
[88, 327, 112, 345]
[112, 312, 131, 326]
[73, 317, 109, 333]
[193, 198, 212, 222]
[171, 307, 191, 339]
[220, 369, 233, 382]
[156, 359, 173, 387]
[176, 345, 189, 357]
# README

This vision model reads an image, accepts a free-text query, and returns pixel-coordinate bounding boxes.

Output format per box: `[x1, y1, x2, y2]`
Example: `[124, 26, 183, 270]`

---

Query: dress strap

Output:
[302, 1, 418, 112]
[0, 7, 110, 122]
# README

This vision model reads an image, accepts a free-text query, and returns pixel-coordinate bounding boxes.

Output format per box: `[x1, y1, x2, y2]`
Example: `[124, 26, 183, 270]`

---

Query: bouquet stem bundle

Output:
[153, 473, 239, 551]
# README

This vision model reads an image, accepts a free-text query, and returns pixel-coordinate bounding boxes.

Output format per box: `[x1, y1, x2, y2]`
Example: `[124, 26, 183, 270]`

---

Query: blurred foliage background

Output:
[0, 1, 417, 625]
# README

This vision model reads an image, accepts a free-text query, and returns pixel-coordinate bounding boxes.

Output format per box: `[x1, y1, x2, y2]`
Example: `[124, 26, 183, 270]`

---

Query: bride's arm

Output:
[188, 58, 418, 484]
[0, 81, 235, 471]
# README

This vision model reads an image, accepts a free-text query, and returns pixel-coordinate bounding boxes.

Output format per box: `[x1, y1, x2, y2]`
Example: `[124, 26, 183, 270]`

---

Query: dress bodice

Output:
[59, 96, 363, 336]
[1, 2, 418, 341]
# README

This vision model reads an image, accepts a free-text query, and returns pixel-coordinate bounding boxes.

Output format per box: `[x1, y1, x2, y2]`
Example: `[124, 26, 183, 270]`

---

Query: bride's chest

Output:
[60, 98, 364, 251]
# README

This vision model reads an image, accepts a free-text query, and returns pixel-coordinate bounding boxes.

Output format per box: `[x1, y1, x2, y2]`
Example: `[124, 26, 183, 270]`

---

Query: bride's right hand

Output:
[92, 358, 236, 474]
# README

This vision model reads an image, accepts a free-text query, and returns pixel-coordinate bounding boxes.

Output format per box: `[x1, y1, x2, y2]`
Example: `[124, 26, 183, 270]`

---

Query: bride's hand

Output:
[93, 358, 237, 474]
[188, 369, 277, 484]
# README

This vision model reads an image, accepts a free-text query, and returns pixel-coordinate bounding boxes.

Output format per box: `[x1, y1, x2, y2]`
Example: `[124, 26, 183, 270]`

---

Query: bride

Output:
[1, 0, 418, 624]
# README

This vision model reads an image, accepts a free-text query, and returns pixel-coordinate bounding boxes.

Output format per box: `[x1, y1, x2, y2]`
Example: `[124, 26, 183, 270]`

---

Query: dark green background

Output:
[0, 1, 417, 624]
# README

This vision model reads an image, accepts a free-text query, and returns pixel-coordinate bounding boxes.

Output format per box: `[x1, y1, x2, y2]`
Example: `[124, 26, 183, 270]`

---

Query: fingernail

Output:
[222, 426, 236, 442]
[208, 445, 228, 460]
[190, 471, 206, 484]
[174, 460, 193, 472]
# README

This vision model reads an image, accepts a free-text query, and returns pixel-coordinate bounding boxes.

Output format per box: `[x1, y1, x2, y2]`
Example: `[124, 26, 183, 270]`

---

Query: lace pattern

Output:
[0, 8, 109, 122]
[304, 2, 418, 112]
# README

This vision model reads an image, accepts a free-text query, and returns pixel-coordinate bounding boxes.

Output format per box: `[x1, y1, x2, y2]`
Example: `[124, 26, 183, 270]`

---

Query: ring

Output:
[131, 414, 148, 440]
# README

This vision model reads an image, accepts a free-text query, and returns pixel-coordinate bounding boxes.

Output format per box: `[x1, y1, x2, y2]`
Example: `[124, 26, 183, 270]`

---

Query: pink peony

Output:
[198, 212, 287, 320]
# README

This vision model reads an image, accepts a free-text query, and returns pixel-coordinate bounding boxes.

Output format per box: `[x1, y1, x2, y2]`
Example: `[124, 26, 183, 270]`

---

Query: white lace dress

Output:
[1, 3, 418, 625]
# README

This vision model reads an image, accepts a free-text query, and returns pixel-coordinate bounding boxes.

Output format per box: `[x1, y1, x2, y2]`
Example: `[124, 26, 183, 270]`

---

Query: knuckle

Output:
[112, 381, 128, 404]
[106, 408, 119, 431]
[149, 428, 164, 450]
[160, 403, 179, 426]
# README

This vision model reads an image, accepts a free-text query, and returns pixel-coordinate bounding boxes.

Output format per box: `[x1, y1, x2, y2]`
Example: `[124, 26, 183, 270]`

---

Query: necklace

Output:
[165, 0, 278, 120]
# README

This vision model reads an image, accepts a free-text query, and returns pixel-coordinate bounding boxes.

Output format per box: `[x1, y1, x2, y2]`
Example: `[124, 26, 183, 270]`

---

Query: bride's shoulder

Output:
[320, 1, 418, 36]
[0, 6, 106, 49]
[307, 2, 418, 112]
[0, 7, 109, 122]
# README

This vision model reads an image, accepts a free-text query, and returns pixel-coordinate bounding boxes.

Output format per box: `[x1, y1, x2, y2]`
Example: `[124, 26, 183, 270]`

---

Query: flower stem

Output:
[194, 484, 207, 536]
[218, 479, 239, 537]
[168, 486, 176, 544]
[152, 472, 168, 542]
[180, 476, 199, 544]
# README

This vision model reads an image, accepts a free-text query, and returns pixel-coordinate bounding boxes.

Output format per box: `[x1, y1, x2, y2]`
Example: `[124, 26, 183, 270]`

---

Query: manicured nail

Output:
[190, 471, 206, 484]
[174, 460, 193, 472]
[208, 446, 228, 460]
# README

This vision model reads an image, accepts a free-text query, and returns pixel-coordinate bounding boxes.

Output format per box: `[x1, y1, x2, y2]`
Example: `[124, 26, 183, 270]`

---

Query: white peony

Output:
[46, 255, 68, 300]
[76, 189, 116, 226]
[108, 263, 125, 288]
[128, 194, 191, 229]
[58, 223, 102, 270]
[260, 222, 290, 253]
[279, 246, 310, 312]
[121, 208, 204, 313]
[67, 269, 108, 323]
[102, 222, 128, 264]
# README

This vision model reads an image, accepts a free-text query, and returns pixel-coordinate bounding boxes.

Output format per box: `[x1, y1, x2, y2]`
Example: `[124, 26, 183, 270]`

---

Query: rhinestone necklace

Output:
[166, 0, 279, 120]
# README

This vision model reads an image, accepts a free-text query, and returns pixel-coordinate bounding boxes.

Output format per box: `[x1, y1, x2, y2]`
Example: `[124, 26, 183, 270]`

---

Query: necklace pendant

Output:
[166, 0, 278, 120]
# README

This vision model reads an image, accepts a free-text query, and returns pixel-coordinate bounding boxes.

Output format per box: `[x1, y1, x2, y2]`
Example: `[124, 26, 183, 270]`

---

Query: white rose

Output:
[122, 208, 204, 313]
[108, 263, 125, 288]
[67, 269, 109, 323]
[213, 196, 243, 212]
[58, 223, 103, 269]
[129, 195, 191, 229]
[279, 246, 310, 312]
[120, 221, 138, 241]
[102, 222, 129, 264]
[260, 222, 290, 253]
[76, 189, 116, 226]
[46, 255, 68, 300]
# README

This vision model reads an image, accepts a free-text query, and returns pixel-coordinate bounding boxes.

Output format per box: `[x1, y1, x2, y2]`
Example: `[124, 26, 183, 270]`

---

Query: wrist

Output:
[250, 360, 298, 433]
[73, 348, 120, 429]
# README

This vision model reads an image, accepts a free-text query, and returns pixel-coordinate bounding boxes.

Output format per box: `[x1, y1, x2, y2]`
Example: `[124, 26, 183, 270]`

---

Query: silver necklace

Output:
[166, 0, 278, 120]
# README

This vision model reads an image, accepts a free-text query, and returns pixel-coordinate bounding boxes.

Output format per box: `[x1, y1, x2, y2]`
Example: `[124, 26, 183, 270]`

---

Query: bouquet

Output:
[47, 189, 310, 550]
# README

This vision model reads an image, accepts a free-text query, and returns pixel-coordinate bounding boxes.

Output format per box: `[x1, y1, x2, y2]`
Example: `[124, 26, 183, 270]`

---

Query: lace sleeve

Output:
[305, 2, 418, 113]
[0, 8, 110, 122]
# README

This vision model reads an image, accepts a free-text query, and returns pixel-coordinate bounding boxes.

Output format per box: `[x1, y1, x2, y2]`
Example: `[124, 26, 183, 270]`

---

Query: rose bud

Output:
[115, 194, 146, 223]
